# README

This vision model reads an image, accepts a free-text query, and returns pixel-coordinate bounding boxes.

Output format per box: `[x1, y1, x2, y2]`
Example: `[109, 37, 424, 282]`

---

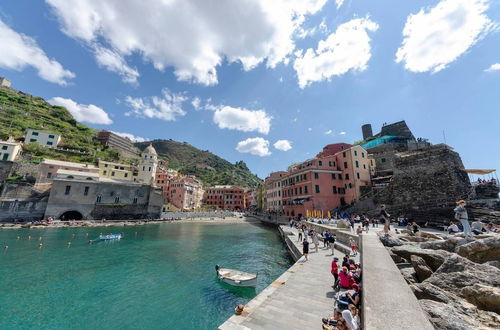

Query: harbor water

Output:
[0, 222, 292, 329]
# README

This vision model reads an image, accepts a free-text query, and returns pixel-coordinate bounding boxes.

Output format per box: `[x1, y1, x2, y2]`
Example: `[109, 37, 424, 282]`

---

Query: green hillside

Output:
[0, 86, 262, 187]
[0, 87, 119, 163]
[136, 140, 262, 187]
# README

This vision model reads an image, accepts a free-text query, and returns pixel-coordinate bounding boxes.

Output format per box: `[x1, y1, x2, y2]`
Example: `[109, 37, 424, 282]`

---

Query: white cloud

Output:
[49, 97, 112, 125]
[485, 63, 500, 72]
[124, 89, 187, 121]
[46, 0, 327, 85]
[335, 0, 345, 9]
[308, 127, 312, 132]
[339, 131, 347, 135]
[0, 19, 75, 85]
[93, 46, 139, 84]
[213, 106, 271, 134]
[324, 129, 332, 135]
[236, 137, 271, 157]
[274, 140, 292, 151]
[395, 0, 494, 73]
[191, 97, 202, 110]
[112, 131, 148, 142]
[294, 17, 379, 88]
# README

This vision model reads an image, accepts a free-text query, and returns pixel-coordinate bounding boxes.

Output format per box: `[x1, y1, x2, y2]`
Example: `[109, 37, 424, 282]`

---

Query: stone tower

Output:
[136, 143, 158, 186]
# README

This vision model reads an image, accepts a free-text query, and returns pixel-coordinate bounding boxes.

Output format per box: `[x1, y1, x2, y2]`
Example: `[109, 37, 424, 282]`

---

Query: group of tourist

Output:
[476, 178, 497, 185]
[324, 255, 363, 329]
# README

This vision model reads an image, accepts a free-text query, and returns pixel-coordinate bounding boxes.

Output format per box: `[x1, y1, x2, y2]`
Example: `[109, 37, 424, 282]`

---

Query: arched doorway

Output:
[59, 210, 83, 221]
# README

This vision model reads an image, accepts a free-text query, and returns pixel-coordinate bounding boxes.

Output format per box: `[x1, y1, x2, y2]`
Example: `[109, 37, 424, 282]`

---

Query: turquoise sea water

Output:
[0, 222, 292, 329]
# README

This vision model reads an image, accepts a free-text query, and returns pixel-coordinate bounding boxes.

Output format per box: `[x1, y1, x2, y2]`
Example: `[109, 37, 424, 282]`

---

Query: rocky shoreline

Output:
[381, 232, 500, 329]
[0, 217, 260, 230]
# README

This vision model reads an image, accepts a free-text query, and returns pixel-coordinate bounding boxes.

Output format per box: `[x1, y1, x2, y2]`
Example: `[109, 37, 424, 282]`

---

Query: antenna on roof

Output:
[442, 130, 447, 145]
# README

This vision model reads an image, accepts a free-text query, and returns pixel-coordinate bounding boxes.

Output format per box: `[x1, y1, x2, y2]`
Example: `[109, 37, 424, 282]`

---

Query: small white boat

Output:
[215, 265, 257, 287]
[99, 233, 122, 241]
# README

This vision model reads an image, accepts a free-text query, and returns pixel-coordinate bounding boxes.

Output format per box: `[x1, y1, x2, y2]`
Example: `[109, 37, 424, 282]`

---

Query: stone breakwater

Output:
[381, 233, 500, 329]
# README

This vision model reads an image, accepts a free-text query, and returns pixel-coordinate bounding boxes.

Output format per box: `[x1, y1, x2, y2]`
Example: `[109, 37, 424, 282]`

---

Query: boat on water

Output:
[215, 265, 257, 287]
[99, 234, 122, 241]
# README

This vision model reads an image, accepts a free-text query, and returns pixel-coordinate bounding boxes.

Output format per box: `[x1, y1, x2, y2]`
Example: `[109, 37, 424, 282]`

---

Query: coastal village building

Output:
[136, 143, 158, 186]
[25, 129, 61, 149]
[265, 171, 287, 213]
[0, 137, 22, 161]
[0, 77, 11, 88]
[44, 169, 163, 220]
[98, 160, 134, 181]
[96, 130, 140, 159]
[203, 185, 248, 210]
[35, 159, 99, 191]
[270, 143, 372, 218]
[168, 175, 204, 210]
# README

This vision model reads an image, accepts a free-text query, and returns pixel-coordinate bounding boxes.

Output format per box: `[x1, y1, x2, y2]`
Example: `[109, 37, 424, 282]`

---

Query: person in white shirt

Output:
[448, 222, 460, 234]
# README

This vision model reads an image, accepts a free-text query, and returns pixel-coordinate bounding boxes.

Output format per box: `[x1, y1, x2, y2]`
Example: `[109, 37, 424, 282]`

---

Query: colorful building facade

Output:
[203, 185, 248, 210]
[268, 143, 372, 218]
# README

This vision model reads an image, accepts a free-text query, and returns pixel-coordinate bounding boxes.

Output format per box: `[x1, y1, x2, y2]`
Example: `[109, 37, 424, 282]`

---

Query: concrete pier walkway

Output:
[219, 226, 360, 330]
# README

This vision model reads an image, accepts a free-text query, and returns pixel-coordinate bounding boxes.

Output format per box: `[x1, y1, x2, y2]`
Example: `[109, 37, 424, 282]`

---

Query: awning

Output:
[463, 169, 496, 175]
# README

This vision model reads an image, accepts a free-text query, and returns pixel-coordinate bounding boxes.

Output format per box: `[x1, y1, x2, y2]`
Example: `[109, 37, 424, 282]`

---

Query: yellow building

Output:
[0, 137, 22, 161]
[98, 160, 134, 181]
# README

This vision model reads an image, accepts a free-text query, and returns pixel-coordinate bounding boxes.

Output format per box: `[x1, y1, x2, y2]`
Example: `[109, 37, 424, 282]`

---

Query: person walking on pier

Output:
[312, 230, 320, 253]
[379, 204, 390, 236]
[454, 200, 472, 239]
[331, 257, 339, 284]
[302, 238, 309, 261]
[297, 227, 303, 242]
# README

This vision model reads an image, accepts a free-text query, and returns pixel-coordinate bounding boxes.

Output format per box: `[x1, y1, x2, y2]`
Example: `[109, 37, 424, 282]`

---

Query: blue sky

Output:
[0, 0, 499, 179]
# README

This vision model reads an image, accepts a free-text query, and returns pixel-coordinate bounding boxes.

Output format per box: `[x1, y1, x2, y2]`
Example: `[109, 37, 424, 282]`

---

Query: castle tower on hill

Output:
[137, 143, 158, 186]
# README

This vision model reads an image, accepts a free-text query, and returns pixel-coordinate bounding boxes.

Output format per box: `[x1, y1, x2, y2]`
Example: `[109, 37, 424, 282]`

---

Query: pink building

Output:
[35, 159, 99, 191]
[168, 176, 203, 210]
[276, 143, 371, 218]
[265, 171, 287, 213]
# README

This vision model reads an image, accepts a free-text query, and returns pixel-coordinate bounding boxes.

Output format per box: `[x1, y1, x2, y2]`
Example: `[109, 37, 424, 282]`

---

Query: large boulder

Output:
[419, 232, 444, 240]
[391, 245, 452, 271]
[420, 236, 464, 252]
[397, 263, 418, 284]
[425, 255, 500, 292]
[420, 299, 500, 330]
[380, 234, 405, 247]
[461, 285, 500, 314]
[484, 260, 500, 269]
[456, 236, 500, 263]
[410, 255, 433, 282]
[411, 283, 450, 303]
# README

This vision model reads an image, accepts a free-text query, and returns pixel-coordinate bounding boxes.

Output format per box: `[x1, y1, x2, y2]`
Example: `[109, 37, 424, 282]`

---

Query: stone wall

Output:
[353, 145, 472, 225]
[0, 198, 48, 222]
[0, 161, 14, 184]
[91, 204, 152, 220]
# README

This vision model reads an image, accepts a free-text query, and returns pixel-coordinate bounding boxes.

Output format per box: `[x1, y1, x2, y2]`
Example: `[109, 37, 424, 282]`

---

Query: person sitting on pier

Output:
[342, 256, 350, 269]
[342, 309, 359, 330]
[345, 284, 362, 308]
[348, 304, 361, 328]
[339, 266, 354, 289]
[447, 221, 460, 234]
[471, 219, 483, 235]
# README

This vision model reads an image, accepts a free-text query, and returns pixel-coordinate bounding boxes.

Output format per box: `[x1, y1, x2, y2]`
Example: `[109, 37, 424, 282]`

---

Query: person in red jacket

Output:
[331, 257, 339, 283]
[338, 266, 354, 289]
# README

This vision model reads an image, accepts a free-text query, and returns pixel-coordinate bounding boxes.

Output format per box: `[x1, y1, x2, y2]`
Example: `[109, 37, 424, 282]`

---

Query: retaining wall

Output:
[360, 234, 433, 330]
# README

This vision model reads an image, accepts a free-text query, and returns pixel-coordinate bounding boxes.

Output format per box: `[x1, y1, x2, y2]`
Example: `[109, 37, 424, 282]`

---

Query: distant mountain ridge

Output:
[135, 140, 262, 187]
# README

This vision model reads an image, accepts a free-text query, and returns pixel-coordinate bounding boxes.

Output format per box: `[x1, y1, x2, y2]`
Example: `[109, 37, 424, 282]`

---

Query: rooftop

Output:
[42, 158, 98, 169]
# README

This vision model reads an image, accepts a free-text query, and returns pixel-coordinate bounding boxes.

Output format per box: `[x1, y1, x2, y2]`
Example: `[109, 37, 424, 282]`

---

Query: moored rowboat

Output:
[215, 265, 257, 287]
